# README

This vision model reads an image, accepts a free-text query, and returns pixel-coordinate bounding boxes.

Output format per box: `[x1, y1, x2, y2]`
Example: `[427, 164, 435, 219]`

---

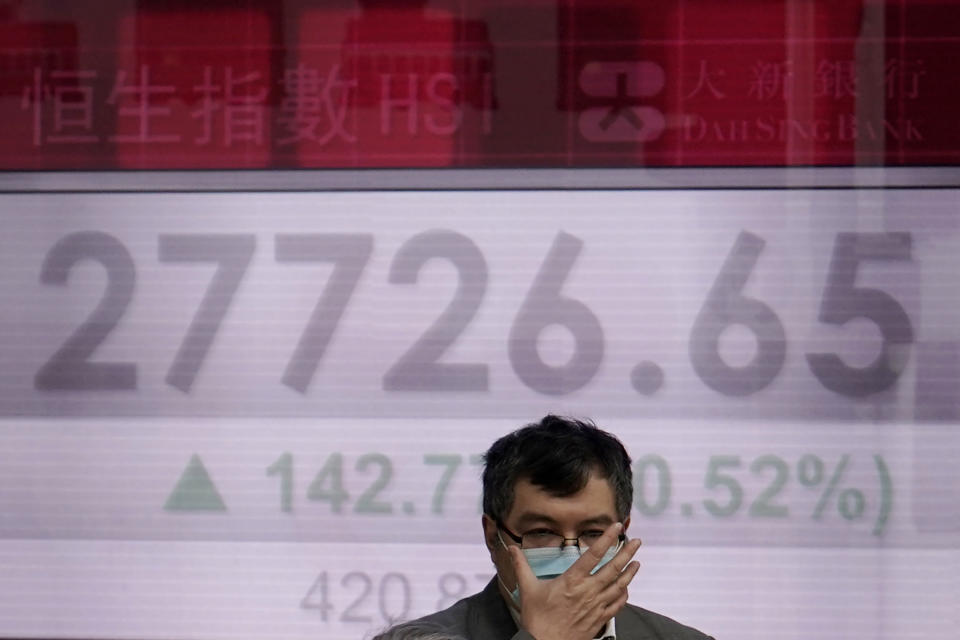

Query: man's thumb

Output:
[509, 545, 535, 591]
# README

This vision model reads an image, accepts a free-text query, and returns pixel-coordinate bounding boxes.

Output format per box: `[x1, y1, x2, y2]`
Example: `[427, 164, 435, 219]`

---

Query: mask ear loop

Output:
[495, 529, 522, 610]
[614, 536, 625, 555]
[590, 535, 626, 575]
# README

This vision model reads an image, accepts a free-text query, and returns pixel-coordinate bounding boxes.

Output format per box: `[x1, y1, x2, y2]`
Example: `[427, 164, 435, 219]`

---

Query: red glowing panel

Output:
[295, 5, 494, 168]
[114, 8, 272, 169]
[0, 20, 82, 169]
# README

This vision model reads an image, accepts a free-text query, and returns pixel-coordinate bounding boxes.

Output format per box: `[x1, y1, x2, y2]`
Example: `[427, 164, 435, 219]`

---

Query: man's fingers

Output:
[591, 536, 641, 583]
[600, 583, 631, 622]
[621, 559, 641, 585]
[568, 522, 623, 577]
[597, 561, 639, 604]
[589, 560, 638, 627]
[580, 563, 638, 637]
[596, 560, 640, 604]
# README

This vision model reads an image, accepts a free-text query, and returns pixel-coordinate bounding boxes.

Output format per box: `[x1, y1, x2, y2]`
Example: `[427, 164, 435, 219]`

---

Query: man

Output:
[378, 415, 713, 640]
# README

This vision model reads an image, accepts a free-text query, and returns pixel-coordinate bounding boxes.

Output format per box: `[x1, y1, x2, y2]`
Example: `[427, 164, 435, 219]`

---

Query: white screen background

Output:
[0, 180, 956, 639]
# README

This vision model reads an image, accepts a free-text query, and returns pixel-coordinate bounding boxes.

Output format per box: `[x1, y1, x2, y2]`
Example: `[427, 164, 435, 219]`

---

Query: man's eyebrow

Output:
[513, 512, 561, 528]
[577, 515, 615, 528]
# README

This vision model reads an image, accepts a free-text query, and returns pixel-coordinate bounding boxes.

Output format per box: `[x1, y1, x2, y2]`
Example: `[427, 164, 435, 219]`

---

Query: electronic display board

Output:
[0, 168, 958, 640]
[1, 1, 959, 640]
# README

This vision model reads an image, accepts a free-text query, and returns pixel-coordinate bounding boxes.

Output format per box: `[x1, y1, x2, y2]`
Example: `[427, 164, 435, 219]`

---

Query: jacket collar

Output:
[472, 578, 658, 640]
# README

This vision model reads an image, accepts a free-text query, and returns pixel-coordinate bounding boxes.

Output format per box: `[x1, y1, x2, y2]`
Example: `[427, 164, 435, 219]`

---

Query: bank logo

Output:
[578, 61, 665, 143]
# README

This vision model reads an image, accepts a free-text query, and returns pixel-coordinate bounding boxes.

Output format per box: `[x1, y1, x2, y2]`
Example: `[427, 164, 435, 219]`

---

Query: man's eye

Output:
[525, 529, 557, 538]
[580, 530, 604, 540]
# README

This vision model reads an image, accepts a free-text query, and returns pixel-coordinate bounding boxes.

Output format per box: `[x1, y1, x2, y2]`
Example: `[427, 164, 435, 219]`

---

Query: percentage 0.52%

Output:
[257, 451, 895, 536]
[633, 453, 894, 536]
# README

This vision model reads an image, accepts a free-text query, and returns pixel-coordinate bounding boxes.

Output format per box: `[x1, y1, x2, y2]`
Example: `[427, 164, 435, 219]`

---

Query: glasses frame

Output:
[497, 521, 626, 550]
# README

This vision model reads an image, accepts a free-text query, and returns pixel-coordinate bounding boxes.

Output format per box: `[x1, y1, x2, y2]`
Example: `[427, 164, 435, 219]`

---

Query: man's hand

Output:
[510, 522, 642, 640]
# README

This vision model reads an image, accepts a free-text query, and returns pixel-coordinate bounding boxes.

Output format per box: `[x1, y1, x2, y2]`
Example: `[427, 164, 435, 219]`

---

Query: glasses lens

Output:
[521, 532, 564, 549]
[520, 531, 625, 550]
[578, 532, 605, 549]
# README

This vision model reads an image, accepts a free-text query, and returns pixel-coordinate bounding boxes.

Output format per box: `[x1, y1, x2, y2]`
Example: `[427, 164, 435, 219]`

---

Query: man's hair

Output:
[482, 415, 633, 523]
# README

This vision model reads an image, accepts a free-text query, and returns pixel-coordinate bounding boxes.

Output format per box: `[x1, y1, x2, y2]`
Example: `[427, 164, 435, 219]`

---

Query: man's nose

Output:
[559, 536, 581, 549]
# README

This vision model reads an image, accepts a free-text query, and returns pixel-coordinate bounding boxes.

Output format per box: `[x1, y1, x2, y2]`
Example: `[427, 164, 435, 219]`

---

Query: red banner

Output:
[1, 0, 957, 169]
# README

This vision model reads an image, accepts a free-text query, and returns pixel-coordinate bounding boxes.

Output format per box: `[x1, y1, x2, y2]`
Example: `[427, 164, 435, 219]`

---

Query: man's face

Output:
[482, 471, 630, 605]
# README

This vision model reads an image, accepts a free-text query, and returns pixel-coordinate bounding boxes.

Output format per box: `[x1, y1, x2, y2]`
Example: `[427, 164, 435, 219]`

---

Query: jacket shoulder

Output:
[619, 603, 715, 640]
[372, 580, 518, 639]
[371, 592, 477, 638]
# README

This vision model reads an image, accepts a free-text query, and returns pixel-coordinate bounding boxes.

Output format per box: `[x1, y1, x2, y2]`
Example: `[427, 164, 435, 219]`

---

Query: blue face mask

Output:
[498, 531, 622, 608]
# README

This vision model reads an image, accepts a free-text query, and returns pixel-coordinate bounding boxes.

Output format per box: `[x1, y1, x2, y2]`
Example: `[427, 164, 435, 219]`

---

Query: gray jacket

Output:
[376, 579, 714, 640]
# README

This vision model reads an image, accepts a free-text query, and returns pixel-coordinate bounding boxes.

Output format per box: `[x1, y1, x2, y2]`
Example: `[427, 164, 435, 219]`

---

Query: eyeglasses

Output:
[498, 521, 626, 550]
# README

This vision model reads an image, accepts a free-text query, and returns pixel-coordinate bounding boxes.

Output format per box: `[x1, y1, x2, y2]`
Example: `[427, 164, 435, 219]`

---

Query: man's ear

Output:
[622, 516, 631, 535]
[481, 514, 498, 553]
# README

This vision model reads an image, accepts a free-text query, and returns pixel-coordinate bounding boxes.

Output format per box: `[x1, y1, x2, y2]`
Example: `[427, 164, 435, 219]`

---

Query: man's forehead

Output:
[506, 473, 618, 522]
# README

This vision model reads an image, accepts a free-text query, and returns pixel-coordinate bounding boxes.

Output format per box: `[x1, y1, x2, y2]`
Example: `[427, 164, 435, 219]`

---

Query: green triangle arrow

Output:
[164, 454, 227, 512]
